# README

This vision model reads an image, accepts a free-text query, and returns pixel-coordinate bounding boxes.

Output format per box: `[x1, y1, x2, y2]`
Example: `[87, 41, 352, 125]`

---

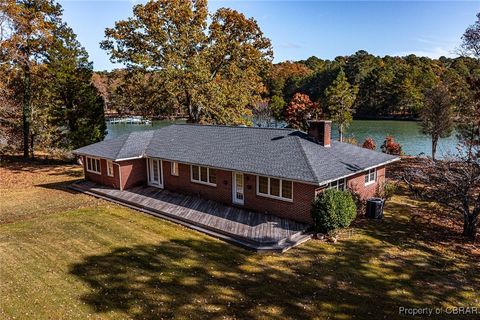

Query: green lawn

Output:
[0, 160, 478, 319]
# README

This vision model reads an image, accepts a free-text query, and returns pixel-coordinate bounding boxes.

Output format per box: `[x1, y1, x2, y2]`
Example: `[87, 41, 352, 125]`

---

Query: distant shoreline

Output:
[353, 116, 419, 121]
[104, 112, 420, 122]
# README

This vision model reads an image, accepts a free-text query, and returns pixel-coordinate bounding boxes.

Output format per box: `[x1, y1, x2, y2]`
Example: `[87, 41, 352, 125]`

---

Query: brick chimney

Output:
[307, 120, 331, 147]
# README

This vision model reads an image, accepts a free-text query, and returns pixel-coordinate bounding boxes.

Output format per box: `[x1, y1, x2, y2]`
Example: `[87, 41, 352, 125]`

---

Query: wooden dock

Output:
[69, 181, 312, 252]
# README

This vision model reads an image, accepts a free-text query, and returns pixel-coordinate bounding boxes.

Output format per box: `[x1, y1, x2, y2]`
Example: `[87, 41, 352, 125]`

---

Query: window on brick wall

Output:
[364, 168, 377, 185]
[191, 165, 217, 186]
[106, 160, 114, 177]
[327, 178, 346, 190]
[171, 161, 179, 176]
[258, 176, 269, 194]
[86, 157, 101, 174]
[256, 176, 293, 201]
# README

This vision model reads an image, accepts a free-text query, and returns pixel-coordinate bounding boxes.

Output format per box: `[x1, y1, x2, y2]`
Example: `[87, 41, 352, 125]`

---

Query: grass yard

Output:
[0, 159, 479, 319]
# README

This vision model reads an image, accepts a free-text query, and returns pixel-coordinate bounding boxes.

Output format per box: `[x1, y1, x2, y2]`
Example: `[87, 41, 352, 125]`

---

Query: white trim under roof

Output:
[114, 155, 144, 161]
[76, 152, 400, 187]
[74, 152, 115, 161]
[144, 155, 400, 186]
[146, 156, 316, 186]
[317, 157, 400, 187]
[73, 152, 143, 162]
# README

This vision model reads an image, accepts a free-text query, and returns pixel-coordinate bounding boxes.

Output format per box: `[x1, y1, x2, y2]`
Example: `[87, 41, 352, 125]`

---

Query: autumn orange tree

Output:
[362, 138, 376, 150]
[284, 93, 322, 131]
[381, 136, 402, 155]
[267, 61, 313, 97]
[101, 0, 273, 125]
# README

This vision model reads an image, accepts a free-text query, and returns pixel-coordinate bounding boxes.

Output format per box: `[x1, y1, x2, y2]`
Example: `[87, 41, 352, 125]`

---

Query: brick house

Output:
[73, 121, 399, 224]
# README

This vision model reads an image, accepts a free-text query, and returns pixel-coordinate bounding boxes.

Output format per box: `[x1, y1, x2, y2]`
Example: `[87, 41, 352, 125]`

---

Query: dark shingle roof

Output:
[73, 124, 399, 185]
[73, 130, 154, 160]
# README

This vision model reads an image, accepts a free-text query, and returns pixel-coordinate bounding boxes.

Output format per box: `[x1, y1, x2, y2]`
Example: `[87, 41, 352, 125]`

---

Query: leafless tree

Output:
[460, 12, 480, 57]
[420, 84, 454, 161]
[404, 144, 479, 241]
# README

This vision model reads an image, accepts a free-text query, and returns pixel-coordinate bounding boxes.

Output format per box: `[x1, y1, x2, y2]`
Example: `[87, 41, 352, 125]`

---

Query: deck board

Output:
[70, 181, 310, 251]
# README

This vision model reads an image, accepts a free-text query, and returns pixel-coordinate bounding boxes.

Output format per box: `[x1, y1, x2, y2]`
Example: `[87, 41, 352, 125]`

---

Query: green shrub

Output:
[311, 189, 357, 234]
[376, 181, 398, 200]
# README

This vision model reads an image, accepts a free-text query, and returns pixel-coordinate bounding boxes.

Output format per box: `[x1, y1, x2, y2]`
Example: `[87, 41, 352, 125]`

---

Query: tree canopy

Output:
[263, 52, 479, 121]
[1, 0, 63, 157]
[101, 0, 273, 125]
[0, 0, 105, 156]
[284, 93, 321, 131]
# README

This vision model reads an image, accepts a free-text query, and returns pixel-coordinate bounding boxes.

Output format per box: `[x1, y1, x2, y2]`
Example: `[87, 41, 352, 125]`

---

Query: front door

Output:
[147, 158, 163, 188]
[232, 172, 244, 205]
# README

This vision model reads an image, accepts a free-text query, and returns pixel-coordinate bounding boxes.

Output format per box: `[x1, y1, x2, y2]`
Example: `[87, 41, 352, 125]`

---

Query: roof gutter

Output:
[72, 152, 116, 161]
[72, 152, 144, 162]
[74, 150, 400, 187]
[316, 157, 401, 186]
[114, 155, 144, 162]
[144, 155, 321, 186]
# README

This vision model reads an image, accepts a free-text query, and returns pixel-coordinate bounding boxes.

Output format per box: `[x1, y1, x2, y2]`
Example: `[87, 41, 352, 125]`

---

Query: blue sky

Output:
[58, 1, 480, 71]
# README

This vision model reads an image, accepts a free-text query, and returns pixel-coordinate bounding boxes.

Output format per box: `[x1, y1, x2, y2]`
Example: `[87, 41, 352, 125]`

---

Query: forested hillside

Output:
[266, 52, 480, 119]
[93, 53, 480, 120]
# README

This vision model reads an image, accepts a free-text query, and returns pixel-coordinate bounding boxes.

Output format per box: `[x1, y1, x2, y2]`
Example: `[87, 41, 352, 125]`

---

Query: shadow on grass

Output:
[70, 235, 479, 319]
[0, 155, 82, 177]
[37, 180, 83, 194]
[354, 186, 479, 257]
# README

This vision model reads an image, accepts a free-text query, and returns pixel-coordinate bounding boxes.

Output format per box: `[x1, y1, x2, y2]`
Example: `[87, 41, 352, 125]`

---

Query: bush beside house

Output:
[311, 189, 357, 234]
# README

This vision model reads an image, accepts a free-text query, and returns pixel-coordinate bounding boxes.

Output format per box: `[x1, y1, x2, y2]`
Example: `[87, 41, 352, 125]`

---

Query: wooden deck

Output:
[69, 181, 312, 252]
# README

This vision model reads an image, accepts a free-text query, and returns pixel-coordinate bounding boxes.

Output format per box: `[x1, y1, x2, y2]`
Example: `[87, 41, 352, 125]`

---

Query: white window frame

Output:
[256, 176, 293, 202]
[86, 156, 101, 175]
[106, 160, 114, 177]
[327, 178, 346, 191]
[171, 161, 179, 176]
[190, 165, 217, 186]
[365, 168, 377, 186]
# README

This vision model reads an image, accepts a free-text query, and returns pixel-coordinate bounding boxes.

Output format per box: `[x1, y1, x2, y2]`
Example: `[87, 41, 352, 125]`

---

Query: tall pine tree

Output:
[43, 23, 106, 150]
[325, 69, 358, 142]
[1, 1, 105, 155]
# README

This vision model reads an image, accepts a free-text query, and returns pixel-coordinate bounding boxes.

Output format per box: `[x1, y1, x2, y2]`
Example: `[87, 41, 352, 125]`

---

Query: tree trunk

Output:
[463, 214, 477, 241]
[22, 66, 31, 159]
[431, 136, 438, 161]
[187, 104, 201, 123]
[30, 132, 35, 160]
[338, 125, 343, 142]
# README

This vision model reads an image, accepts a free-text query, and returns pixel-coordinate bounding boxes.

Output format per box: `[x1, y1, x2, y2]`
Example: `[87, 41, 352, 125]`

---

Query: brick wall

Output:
[162, 160, 317, 224]
[83, 156, 388, 225]
[162, 161, 233, 204]
[120, 158, 147, 190]
[346, 165, 386, 199]
[242, 174, 317, 224]
[82, 156, 120, 189]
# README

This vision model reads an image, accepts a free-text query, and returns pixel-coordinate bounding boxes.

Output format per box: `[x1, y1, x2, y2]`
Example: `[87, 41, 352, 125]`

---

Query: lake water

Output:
[105, 119, 459, 157]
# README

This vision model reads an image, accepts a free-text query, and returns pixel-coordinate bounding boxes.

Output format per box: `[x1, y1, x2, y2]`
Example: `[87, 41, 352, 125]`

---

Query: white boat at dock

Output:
[108, 116, 151, 125]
